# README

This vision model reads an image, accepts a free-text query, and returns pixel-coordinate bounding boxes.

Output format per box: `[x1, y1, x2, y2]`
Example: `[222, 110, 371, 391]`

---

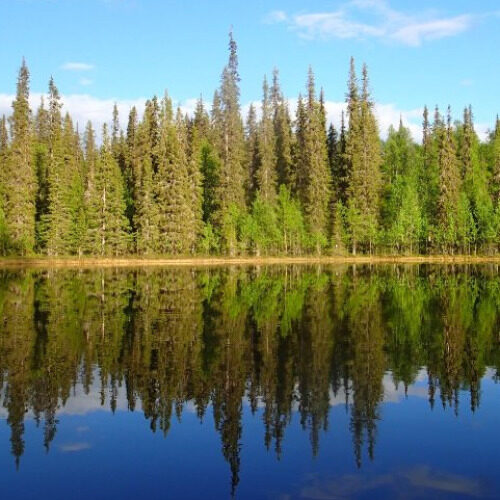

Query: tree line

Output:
[1, 264, 499, 490]
[1, 34, 500, 257]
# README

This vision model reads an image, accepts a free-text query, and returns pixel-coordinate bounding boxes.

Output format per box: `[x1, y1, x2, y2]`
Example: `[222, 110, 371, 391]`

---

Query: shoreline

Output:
[0, 255, 500, 269]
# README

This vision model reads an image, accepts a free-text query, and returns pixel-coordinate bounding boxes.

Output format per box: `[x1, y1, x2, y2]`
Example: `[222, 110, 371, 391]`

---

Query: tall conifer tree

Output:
[271, 69, 294, 189]
[245, 103, 258, 200]
[213, 31, 247, 255]
[85, 124, 130, 255]
[346, 62, 382, 254]
[436, 107, 461, 252]
[458, 106, 494, 251]
[5, 60, 37, 254]
[154, 97, 196, 254]
[0, 115, 8, 252]
[255, 76, 277, 203]
[491, 117, 500, 206]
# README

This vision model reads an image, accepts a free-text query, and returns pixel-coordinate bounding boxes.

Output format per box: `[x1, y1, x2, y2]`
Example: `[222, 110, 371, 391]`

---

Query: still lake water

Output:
[0, 264, 499, 499]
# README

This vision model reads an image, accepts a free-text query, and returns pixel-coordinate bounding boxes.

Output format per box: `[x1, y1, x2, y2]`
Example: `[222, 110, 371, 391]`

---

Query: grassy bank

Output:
[1, 255, 500, 269]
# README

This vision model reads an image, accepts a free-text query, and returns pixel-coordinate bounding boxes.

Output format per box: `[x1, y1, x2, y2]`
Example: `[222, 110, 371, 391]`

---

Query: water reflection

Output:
[0, 264, 499, 496]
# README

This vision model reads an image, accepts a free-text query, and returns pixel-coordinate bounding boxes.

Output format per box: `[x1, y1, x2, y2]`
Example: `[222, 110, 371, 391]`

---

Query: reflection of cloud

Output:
[243, 368, 430, 413]
[0, 376, 130, 419]
[59, 442, 91, 453]
[298, 465, 489, 498]
[383, 370, 429, 402]
[403, 465, 484, 496]
[76, 426, 90, 433]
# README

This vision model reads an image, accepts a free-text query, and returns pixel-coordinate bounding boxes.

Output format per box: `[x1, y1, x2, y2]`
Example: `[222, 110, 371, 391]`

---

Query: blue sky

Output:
[1, 0, 499, 139]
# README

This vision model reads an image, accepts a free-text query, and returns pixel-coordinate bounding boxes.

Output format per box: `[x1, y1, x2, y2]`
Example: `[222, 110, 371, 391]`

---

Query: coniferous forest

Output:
[1, 33, 500, 258]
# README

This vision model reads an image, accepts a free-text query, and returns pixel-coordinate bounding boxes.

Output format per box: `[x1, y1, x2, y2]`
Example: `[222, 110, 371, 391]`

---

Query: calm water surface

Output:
[0, 264, 499, 499]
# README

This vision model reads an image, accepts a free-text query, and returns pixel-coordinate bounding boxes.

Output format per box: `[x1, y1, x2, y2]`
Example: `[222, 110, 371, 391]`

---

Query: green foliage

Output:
[199, 222, 219, 254]
[276, 185, 307, 254]
[345, 62, 382, 254]
[4, 61, 37, 254]
[1, 52, 500, 257]
[241, 195, 280, 255]
[84, 125, 130, 255]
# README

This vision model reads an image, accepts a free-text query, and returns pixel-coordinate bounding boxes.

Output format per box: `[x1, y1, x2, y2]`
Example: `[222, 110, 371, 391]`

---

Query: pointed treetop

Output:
[307, 66, 315, 107]
[347, 56, 358, 101]
[361, 63, 371, 102]
[112, 103, 120, 143]
[228, 29, 239, 81]
[423, 105, 429, 129]
[102, 122, 109, 146]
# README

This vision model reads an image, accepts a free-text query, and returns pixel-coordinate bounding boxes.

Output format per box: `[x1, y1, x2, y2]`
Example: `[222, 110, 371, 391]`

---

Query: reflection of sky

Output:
[0, 369, 499, 499]
[0, 367, 431, 420]
[297, 465, 488, 499]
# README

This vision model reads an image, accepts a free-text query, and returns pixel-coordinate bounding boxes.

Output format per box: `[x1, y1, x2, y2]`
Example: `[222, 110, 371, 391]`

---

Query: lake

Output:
[0, 264, 499, 499]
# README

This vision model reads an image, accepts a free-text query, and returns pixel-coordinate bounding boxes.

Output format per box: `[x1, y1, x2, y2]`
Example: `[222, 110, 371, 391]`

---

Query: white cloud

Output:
[0, 93, 203, 141]
[265, 0, 483, 46]
[79, 78, 93, 86]
[391, 15, 473, 46]
[263, 10, 288, 24]
[292, 12, 384, 40]
[0, 92, 146, 138]
[0, 92, 491, 143]
[62, 62, 94, 71]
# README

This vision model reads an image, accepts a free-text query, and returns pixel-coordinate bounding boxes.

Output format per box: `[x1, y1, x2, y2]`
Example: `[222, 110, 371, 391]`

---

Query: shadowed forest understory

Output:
[1, 34, 500, 258]
[1, 264, 500, 494]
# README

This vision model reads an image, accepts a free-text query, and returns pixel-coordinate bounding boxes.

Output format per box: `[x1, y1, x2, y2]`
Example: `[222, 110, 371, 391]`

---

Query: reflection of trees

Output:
[0, 265, 499, 492]
[298, 271, 333, 457]
[346, 271, 385, 467]
[0, 271, 36, 467]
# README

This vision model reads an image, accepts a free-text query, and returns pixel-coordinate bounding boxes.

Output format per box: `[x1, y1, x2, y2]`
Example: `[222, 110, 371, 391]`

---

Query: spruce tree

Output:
[193, 97, 219, 225]
[213, 31, 247, 255]
[33, 97, 50, 250]
[124, 106, 138, 228]
[245, 103, 258, 200]
[43, 80, 78, 255]
[345, 62, 382, 254]
[190, 98, 220, 252]
[491, 116, 500, 206]
[85, 124, 130, 255]
[436, 107, 461, 253]
[271, 69, 294, 189]
[4, 60, 37, 254]
[255, 76, 277, 203]
[305, 69, 331, 251]
[185, 109, 204, 252]
[154, 97, 196, 254]
[134, 120, 159, 254]
[0, 115, 8, 253]
[294, 93, 307, 198]
[327, 123, 338, 181]
[295, 68, 332, 251]
[458, 106, 494, 252]
[382, 121, 422, 252]
[68, 118, 86, 255]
